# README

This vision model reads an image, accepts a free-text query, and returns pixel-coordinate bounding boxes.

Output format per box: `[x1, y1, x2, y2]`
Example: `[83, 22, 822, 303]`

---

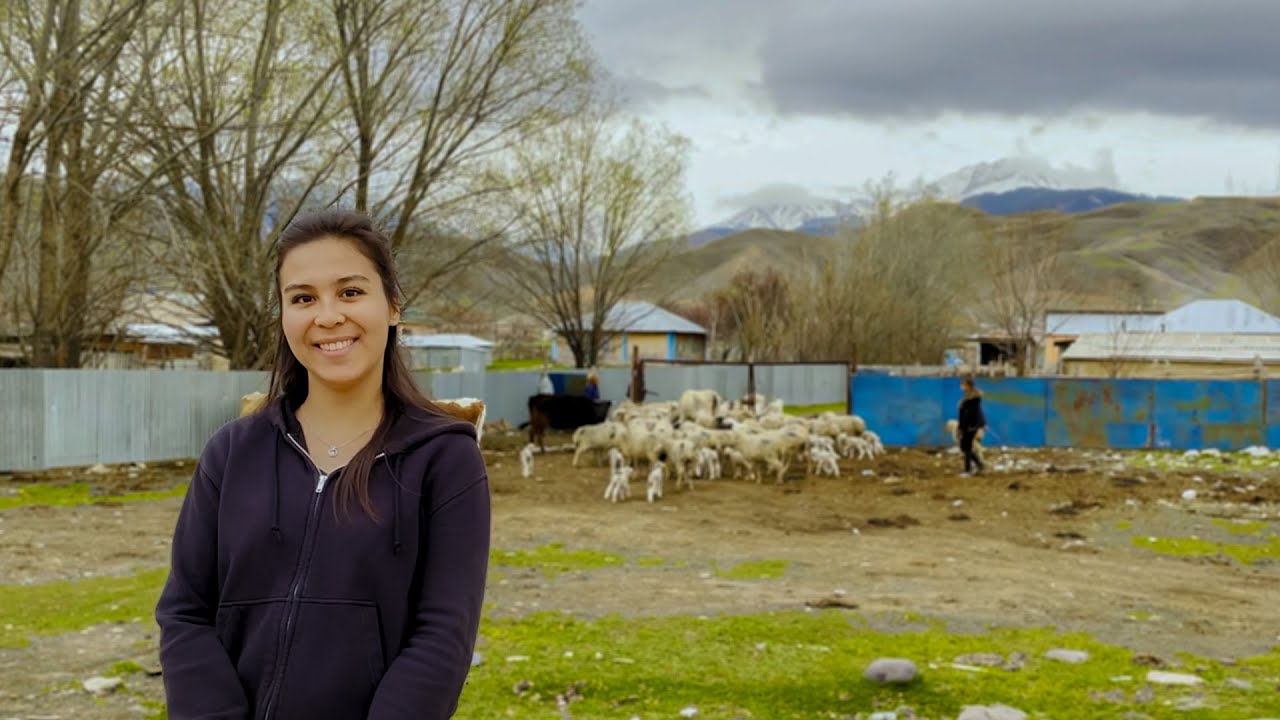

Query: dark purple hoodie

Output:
[155, 397, 490, 720]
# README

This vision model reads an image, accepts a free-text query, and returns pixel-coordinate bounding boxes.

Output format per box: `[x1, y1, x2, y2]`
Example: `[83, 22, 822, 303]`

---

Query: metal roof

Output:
[586, 301, 707, 335]
[1061, 332, 1280, 363]
[399, 333, 494, 349]
[1048, 299, 1280, 336]
[1158, 299, 1280, 334]
[1045, 312, 1164, 335]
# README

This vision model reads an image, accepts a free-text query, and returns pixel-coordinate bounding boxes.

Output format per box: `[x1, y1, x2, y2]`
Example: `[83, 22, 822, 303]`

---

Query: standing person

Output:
[155, 209, 491, 719]
[957, 375, 986, 476]
[583, 369, 600, 401]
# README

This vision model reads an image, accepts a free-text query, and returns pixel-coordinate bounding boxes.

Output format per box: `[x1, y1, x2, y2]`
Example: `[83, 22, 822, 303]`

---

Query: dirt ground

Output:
[2, 433, 1279, 718]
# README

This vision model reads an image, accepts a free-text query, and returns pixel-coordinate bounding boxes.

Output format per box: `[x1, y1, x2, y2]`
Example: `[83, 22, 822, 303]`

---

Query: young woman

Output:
[957, 376, 987, 476]
[155, 209, 490, 719]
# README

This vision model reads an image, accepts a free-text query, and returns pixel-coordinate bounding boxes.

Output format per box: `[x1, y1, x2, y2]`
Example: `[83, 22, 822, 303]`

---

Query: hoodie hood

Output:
[259, 395, 478, 555]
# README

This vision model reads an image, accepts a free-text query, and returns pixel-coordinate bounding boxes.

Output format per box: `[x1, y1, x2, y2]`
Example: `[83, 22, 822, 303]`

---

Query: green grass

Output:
[3, 559, 1280, 718]
[485, 358, 572, 371]
[713, 559, 789, 580]
[459, 611, 1280, 719]
[1211, 519, 1273, 536]
[1131, 535, 1280, 565]
[490, 542, 626, 578]
[0, 567, 169, 648]
[0, 482, 189, 511]
[783, 402, 847, 416]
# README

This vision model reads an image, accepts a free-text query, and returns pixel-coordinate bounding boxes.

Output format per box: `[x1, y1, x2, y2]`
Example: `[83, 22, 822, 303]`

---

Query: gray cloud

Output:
[610, 74, 711, 110]
[581, 0, 1280, 128]
[760, 0, 1280, 127]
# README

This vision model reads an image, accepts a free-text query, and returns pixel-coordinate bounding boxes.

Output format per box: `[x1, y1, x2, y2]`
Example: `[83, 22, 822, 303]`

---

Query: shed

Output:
[400, 332, 494, 372]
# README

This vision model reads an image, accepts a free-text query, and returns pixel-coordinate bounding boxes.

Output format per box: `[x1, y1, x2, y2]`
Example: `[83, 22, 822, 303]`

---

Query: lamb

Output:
[519, 443, 536, 479]
[646, 463, 665, 502]
[240, 391, 267, 417]
[604, 465, 634, 503]
[694, 447, 721, 480]
[810, 447, 841, 477]
[678, 389, 721, 423]
[607, 447, 626, 476]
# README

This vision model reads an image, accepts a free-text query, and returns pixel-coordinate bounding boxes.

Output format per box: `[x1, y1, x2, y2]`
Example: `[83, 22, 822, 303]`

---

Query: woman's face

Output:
[279, 236, 400, 393]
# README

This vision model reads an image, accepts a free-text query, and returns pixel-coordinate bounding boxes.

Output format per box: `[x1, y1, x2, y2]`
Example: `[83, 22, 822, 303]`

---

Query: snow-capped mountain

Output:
[712, 200, 859, 233]
[690, 156, 1166, 245]
[922, 156, 1123, 201]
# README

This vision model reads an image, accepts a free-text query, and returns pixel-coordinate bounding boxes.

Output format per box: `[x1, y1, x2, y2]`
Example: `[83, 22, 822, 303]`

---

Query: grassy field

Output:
[3, 547, 1278, 719]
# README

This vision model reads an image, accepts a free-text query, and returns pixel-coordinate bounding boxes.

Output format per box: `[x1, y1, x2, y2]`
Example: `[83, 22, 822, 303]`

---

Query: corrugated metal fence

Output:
[2, 365, 848, 471]
[851, 373, 1280, 450]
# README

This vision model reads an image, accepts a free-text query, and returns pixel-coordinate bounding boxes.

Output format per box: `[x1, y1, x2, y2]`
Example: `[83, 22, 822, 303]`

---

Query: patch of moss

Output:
[1131, 535, 1280, 565]
[0, 482, 188, 511]
[489, 542, 625, 578]
[1211, 518, 1272, 536]
[0, 567, 168, 648]
[713, 559, 789, 580]
[108, 659, 147, 676]
[635, 556, 666, 568]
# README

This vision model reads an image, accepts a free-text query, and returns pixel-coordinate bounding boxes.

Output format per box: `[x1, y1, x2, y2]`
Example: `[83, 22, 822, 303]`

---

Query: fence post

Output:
[846, 364, 853, 416]
[747, 362, 756, 407]
[630, 350, 645, 404]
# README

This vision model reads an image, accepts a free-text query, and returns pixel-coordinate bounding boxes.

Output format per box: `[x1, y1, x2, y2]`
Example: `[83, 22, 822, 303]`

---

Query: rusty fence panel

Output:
[852, 374, 1278, 451]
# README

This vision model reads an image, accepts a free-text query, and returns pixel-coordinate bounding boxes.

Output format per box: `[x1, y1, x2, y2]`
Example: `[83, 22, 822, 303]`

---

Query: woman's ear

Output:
[391, 302, 402, 327]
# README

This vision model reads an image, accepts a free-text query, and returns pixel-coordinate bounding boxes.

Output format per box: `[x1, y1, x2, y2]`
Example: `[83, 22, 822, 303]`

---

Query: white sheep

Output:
[572, 421, 623, 467]
[646, 463, 665, 502]
[694, 447, 721, 480]
[607, 447, 626, 475]
[604, 465, 634, 503]
[519, 443, 536, 478]
[810, 447, 840, 477]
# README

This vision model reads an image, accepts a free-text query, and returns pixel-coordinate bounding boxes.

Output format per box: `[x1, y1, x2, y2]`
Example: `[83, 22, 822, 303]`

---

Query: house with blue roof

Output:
[549, 300, 708, 365]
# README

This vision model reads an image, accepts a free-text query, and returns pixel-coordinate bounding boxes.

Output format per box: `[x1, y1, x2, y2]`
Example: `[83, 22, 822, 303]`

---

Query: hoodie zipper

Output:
[260, 432, 384, 720]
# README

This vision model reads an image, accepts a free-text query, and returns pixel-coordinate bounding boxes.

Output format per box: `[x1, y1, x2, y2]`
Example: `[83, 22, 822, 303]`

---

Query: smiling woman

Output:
[155, 208, 491, 720]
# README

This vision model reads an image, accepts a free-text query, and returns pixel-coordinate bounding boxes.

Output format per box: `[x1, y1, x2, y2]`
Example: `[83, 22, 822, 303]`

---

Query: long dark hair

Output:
[267, 207, 441, 521]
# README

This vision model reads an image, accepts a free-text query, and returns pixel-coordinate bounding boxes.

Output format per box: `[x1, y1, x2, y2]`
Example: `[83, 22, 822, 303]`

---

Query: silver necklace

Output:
[311, 425, 376, 457]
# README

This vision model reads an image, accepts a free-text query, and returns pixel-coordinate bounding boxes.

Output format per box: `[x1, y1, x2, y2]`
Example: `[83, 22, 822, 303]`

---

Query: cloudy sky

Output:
[577, 0, 1280, 226]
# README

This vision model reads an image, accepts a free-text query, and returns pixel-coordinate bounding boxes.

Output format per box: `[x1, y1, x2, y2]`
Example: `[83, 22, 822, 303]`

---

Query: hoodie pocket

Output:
[272, 599, 387, 719]
[215, 599, 283, 712]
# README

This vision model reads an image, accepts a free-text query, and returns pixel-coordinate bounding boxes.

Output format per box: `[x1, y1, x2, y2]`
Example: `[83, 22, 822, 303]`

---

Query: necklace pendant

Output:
[327, 447, 339, 457]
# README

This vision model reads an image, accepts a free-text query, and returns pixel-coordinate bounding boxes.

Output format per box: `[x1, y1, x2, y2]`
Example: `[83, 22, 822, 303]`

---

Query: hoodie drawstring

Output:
[271, 435, 283, 544]
[383, 455, 403, 555]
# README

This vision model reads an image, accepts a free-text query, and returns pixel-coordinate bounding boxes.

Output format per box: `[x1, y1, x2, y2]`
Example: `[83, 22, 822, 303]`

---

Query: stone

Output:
[863, 658, 918, 684]
[82, 676, 123, 695]
[957, 703, 1028, 720]
[1045, 648, 1090, 664]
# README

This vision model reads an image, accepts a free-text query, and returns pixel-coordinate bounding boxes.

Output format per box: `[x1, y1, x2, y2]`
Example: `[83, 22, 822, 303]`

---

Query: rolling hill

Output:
[416, 196, 1280, 329]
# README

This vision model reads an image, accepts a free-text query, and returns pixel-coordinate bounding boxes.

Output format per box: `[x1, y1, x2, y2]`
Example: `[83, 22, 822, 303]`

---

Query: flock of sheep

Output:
[519, 389, 884, 503]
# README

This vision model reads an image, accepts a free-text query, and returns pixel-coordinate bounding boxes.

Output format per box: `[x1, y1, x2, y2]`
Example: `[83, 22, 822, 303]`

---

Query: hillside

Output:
[641, 196, 1280, 312]
[416, 196, 1280, 327]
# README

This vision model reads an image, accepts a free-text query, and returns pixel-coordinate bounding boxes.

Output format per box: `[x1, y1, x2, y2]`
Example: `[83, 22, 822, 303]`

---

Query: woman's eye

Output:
[291, 294, 313, 304]
[343, 288, 364, 298]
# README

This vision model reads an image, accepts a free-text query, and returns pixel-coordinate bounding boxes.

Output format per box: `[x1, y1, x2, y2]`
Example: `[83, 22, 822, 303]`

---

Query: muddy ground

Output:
[2, 433, 1279, 718]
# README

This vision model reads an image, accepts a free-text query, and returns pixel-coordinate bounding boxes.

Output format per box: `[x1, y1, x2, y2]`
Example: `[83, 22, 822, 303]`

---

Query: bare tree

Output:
[975, 211, 1075, 376]
[323, 0, 593, 308]
[706, 267, 793, 361]
[0, 0, 166, 367]
[134, 0, 349, 369]
[818, 182, 985, 365]
[496, 106, 692, 368]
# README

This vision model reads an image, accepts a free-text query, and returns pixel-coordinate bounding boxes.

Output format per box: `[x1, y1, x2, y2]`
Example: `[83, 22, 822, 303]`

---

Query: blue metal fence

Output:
[851, 375, 1278, 451]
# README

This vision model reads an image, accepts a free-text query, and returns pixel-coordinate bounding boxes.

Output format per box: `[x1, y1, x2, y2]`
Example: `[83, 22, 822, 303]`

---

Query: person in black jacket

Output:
[957, 376, 986, 475]
[155, 208, 490, 719]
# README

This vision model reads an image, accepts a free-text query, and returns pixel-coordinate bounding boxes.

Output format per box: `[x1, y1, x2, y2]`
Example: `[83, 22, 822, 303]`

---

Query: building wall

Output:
[1061, 358, 1274, 380]
[551, 331, 706, 366]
